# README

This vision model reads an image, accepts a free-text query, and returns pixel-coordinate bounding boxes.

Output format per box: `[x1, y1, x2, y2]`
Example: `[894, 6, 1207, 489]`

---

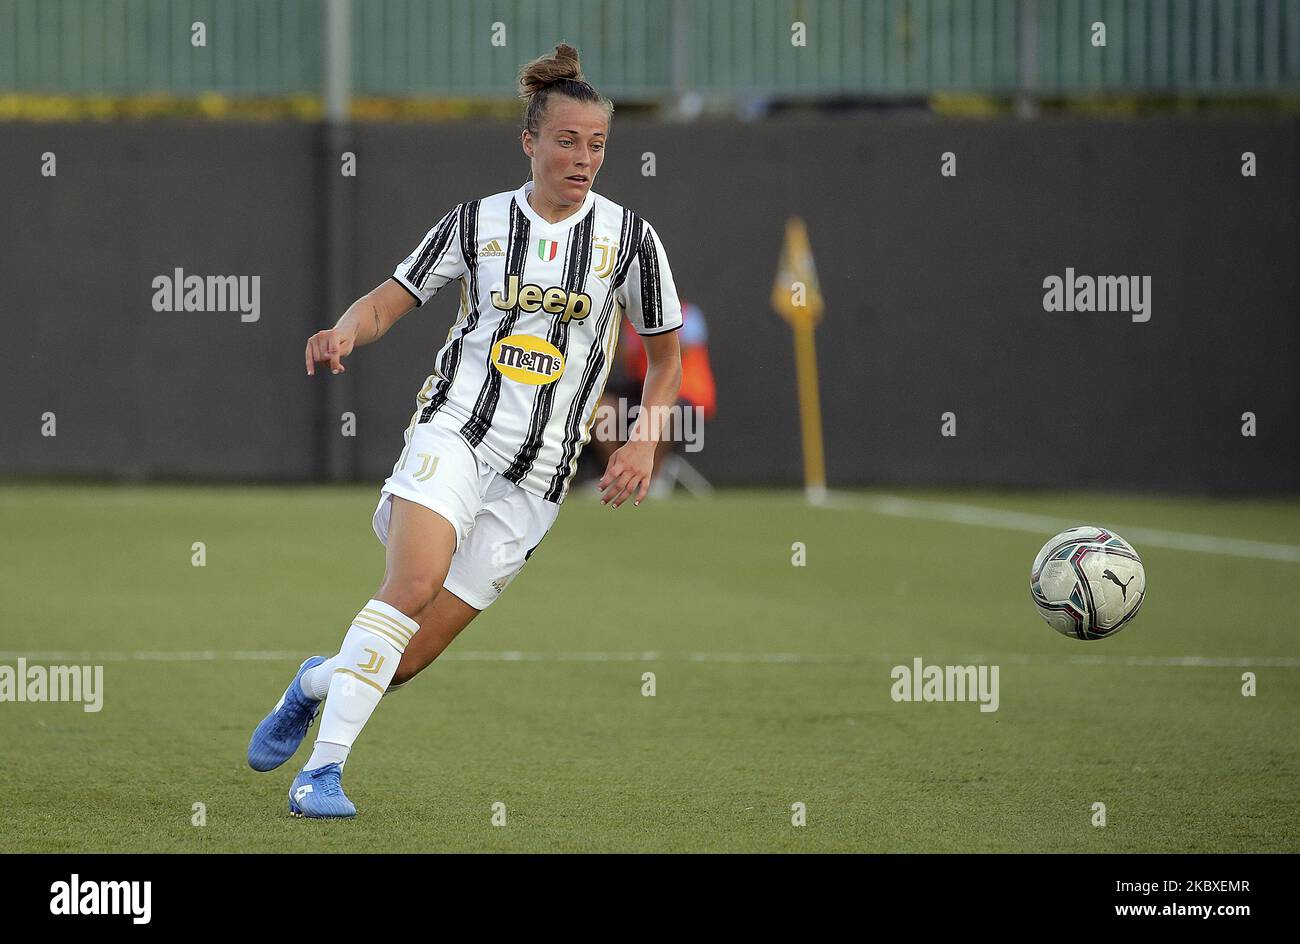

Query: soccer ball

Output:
[1030, 527, 1146, 640]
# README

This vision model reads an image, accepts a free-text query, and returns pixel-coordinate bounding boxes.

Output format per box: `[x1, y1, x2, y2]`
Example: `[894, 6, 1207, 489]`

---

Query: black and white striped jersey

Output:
[391, 178, 683, 503]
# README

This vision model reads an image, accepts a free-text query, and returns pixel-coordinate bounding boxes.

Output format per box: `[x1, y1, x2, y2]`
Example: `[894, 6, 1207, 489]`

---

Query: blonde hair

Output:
[518, 42, 613, 138]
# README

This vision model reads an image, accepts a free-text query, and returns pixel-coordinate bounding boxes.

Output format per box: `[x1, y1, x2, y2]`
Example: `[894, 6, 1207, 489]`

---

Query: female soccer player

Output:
[246, 43, 683, 818]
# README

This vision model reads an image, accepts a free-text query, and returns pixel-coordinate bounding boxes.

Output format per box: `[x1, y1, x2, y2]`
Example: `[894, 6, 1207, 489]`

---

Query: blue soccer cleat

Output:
[288, 763, 357, 818]
[247, 656, 326, 772]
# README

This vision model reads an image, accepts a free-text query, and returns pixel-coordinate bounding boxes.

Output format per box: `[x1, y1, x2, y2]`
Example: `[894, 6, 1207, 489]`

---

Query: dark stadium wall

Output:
[2, 122, 324, 481]
[2, 117, 1296, 492]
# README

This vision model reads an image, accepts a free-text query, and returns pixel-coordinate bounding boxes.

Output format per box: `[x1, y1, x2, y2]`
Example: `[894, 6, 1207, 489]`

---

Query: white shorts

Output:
[371, 409, 561, 610]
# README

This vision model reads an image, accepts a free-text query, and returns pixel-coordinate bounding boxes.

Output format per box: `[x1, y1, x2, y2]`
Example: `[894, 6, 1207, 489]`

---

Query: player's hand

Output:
[305, 327, 356, 375]
[599, 441, 654, 508]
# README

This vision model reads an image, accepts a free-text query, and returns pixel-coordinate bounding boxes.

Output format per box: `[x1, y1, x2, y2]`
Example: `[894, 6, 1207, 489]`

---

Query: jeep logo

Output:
[492, 274, 591, 324]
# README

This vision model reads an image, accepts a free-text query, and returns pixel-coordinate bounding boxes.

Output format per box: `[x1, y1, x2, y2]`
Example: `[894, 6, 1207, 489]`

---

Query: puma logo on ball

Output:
[1102, 569, 1135, 600]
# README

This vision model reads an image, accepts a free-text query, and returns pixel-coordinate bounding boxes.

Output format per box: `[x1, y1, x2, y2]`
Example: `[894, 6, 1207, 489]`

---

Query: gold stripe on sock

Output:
[362, 604, 416, 633]
[334, 667, 386, 694]
[360, 606, 417, 643]
[352, 615, 409, 651]
[361, 608, 416, 643]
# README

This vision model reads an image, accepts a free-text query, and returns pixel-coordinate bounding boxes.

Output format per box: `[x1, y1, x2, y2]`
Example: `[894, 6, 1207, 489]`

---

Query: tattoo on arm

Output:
[371, 305, 382, 341]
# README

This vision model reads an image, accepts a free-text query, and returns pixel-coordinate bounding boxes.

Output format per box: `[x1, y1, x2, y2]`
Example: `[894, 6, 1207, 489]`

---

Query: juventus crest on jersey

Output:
[391, 178, 683, 503]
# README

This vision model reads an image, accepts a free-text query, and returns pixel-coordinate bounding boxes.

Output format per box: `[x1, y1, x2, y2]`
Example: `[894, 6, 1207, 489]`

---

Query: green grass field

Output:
[0, 484, 1296, 852]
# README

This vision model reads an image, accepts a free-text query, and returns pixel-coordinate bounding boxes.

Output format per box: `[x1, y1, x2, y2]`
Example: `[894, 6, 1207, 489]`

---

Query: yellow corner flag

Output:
[771, 217, 827, 504]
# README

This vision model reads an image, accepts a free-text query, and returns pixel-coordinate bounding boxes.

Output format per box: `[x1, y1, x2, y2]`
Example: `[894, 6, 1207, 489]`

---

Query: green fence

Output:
[1, 0, 1297, 99]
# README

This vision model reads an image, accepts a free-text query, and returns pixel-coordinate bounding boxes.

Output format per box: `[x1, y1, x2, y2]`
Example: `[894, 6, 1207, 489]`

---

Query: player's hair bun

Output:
[518, 43, 613, 136]
[518, 42, 587, 100]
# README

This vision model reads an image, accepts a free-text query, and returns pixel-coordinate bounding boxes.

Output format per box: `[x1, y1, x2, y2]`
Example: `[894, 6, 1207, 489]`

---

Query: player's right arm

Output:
[305, 279, 416, 376]
[306, 205, 467, 376]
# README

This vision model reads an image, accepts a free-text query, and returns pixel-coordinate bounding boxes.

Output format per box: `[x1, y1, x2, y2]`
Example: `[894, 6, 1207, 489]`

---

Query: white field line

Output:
[0, 650, 1296, 668]
[821, 492, 1300, 564]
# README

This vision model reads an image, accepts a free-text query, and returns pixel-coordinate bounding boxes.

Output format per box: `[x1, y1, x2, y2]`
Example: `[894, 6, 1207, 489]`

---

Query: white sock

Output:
[303, 600, 416, 771]
[300, 656, 340, 700]
[302, 655, 414, 702]
[306, 740, 350, 769]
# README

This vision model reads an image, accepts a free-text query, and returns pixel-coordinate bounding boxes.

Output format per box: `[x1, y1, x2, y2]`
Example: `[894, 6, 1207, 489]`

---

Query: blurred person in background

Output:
[589, 299, 715, 494]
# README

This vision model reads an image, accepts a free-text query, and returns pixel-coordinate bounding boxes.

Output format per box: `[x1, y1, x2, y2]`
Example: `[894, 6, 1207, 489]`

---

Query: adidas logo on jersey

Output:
[480, 239, 505, 257]
[492, 274, 592, 324]
[492, 334, 565, 386]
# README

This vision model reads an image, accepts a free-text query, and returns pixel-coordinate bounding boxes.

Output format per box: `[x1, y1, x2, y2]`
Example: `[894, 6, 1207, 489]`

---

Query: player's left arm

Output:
[600, 220, 684, 508]
[599, 329, 681, 508]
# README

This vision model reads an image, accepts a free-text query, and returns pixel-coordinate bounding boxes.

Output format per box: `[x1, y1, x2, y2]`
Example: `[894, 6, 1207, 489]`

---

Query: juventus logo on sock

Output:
[357, 648, 386, 674]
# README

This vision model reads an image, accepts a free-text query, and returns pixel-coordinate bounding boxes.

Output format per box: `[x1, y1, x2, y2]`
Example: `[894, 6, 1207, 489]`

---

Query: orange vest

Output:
[620, 307, 716, 419]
